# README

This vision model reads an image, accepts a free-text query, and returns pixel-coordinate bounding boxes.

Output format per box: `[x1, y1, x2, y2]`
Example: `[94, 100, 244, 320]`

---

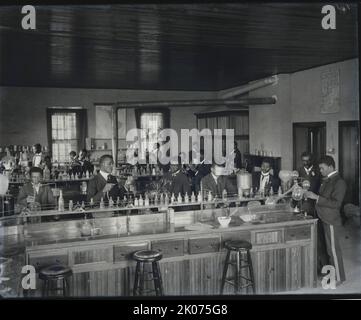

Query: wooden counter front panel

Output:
[252, 245, 312, 293]
[285, 226, 311, 242]
[151, 239, 184, 258]
[25, 219, 317, 296]
[113, 242, 149, 262]
[189, 236, 221, 254]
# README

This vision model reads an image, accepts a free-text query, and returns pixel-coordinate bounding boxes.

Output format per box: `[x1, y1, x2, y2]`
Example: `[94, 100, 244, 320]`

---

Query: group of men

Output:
[16, 145, 347, 286]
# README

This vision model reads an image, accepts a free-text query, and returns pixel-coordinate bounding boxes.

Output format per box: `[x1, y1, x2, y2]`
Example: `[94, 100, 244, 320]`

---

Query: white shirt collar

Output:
[327, 170, 338, 178]
[304, 165, 313, 174]
[100, 170, 110, 181]
[32, 183, 41, 193]
[211, 172, 218, 183]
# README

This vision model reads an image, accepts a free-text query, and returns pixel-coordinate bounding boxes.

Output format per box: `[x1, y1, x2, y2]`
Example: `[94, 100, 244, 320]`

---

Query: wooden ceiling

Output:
[0, 3, 358, 90]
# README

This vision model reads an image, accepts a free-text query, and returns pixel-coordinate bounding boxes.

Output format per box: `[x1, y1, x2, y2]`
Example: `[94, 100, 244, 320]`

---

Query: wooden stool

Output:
[39, 264, 73, 297]
[132, 250, 164, 296]
[220, 240, 255, 294]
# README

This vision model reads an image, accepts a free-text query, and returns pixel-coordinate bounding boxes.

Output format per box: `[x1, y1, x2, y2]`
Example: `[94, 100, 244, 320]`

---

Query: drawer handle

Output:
[174, 247, 179, 250]
[195, 245, 200, 249]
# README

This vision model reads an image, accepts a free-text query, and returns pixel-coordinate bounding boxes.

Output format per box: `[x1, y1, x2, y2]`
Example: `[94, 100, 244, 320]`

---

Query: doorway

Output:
[293, 122, 326, 170]
[339, 121, 359, 205]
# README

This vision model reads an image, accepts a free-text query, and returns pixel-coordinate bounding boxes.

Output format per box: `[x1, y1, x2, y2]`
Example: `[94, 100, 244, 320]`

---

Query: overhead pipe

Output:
[220, 75, 278, 99]
[115, 97, 276, 109]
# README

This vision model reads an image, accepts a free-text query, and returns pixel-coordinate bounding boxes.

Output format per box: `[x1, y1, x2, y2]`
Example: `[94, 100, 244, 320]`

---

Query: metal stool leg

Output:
[133, 262, 141, 296]
[235, 251, 240, 294]
[247, 250, 255, 294]
[220, 249, 231, 294]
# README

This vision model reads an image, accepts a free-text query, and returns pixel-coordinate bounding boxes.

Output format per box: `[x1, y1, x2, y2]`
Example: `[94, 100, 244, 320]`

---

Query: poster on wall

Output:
[95, 105, 127, 139]
[320, 67, 340, 114]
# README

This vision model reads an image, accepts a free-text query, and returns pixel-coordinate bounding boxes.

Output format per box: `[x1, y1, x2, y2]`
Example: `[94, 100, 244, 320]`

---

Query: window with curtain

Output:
[135, 109, 170, 154]
[47, 108, 87, 163]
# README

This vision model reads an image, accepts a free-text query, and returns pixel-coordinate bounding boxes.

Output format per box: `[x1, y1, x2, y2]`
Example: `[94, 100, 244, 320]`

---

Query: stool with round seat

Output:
[220, 240, 255, 294]
[39, 264, 73, 297]
[132, 250, 164, 296]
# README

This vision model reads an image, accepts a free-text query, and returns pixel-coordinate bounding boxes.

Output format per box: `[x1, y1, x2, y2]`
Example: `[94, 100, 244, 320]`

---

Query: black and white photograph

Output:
[0, 2, 359, 302]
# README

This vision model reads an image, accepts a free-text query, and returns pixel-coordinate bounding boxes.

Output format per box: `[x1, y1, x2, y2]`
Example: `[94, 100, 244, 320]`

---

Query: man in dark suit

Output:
[297, 151, 321, 216]
[87, 155, 125, 204]
[163, 157, 191, 197]
[189, 149, 212, 194]
[252, 160, 279, 195]
[305, 155, 346, 284]
[201, 162, 237, 198]
[17, 167, 55, 210]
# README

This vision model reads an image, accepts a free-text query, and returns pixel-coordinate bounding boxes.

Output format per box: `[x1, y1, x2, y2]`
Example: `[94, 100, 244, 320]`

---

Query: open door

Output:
[293, 122, 326, 170]
[339, 121, 359, 205]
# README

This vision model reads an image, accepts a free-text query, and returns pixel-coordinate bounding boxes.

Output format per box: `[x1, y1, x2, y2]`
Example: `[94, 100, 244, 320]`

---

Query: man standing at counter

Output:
[304, 155, 346, 284]
[297, 152, 321, 216]
[87, 155, 125, 204]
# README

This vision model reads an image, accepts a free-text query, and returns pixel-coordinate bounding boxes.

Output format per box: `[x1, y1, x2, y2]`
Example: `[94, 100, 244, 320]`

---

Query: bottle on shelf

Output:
[160, 193, 164, 205]
[43, 166, 51, 181]
[100, 197, 105, 209]
[90, 198, 95, 209]
[170, 193, 175, 204]
[191, 192, 196, 203]
[58, 190, 65, 212]
[222, 189, 227, 201]
[184, 192, 189, 203]
[208, 191, 213, 202]
[165, 193, 169, 205]
[108, 197, 114, 208]
[134, 196, 139, 207]
[154, 194, 158, 206]
[144, 194, 150, 207]
[68, 200, 73, 211]
[139, 194, 144, 206]
[81, 201, 85, 209]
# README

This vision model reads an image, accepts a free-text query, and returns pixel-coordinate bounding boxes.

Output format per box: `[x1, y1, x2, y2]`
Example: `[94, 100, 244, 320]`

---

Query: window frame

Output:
[47, 108, 87, 162]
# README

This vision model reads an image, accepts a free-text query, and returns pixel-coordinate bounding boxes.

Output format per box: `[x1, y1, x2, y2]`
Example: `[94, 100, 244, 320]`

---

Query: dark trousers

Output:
[318, 221, 346, 282]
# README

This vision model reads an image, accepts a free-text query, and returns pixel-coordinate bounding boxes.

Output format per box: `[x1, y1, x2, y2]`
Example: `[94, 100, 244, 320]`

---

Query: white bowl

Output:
[217, 216, 231, 228]
[239, 214, 257, 222]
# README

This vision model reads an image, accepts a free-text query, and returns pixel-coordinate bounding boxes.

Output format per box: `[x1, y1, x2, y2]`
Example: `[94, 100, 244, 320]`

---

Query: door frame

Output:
[292, 122, 327, 170]
[338, 120, 360, 205]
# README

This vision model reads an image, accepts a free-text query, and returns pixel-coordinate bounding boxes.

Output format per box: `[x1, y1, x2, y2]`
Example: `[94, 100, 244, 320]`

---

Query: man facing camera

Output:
[87, 155, 125, 204]
[163, 156, 191, 197]
[252, 160, 279, 195]
[297, 151, 321, 216]
[304, 155, 346, 284]
[17, 166, 56, 210]
[201, 162, 237, 198]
